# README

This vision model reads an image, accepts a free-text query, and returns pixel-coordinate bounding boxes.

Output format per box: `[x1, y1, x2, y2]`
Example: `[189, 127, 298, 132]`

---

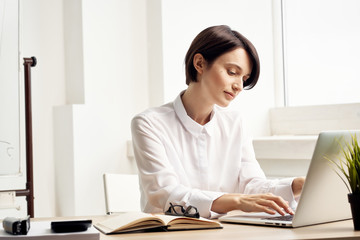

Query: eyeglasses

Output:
[165, 203, 200, 218]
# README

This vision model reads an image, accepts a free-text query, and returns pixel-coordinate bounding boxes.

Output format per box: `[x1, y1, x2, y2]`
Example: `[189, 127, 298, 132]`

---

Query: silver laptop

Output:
[219, 130, 359, 228]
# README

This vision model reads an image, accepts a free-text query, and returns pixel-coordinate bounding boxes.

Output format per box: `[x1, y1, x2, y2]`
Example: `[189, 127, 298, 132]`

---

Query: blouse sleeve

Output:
[131, 115, 224, 218]
[238, 123, 296, 207]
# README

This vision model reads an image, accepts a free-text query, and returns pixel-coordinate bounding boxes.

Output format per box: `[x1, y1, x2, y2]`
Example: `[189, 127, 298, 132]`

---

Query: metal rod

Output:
[22, 56, 36, 218]
[280, 0, 289, 106]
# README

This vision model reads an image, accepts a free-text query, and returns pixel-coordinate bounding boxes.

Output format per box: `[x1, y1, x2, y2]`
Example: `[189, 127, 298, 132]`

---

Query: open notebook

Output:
[219, 130, 358, 228]
[94, 212, 222, 234]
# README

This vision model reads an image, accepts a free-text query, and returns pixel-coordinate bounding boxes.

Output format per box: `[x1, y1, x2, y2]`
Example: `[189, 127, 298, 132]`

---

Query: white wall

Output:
[18, 0, 276, 217]
[54, 0, 149, 216]
[19, 0, 149, 217]
[21, 0, 66, 217]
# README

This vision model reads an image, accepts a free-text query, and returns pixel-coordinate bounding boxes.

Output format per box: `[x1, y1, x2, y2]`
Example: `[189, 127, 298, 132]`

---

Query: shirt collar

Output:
[173, 91, 216, 137]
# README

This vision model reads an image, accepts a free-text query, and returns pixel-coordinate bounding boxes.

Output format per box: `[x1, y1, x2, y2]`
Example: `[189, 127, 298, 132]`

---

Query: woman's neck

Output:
[181, 84, 214, 125]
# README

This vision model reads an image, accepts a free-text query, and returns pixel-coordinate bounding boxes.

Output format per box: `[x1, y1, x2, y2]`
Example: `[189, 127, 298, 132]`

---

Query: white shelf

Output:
[253, 135, 318, 178]
[253, 135, 318, 160]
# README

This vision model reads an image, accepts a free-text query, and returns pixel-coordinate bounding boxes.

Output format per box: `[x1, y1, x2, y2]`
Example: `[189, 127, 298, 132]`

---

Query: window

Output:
[281, 0, 360, 106]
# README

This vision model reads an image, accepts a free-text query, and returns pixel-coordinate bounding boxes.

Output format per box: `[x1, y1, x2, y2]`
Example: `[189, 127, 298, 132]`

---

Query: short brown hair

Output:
[185, 25, 260, 89]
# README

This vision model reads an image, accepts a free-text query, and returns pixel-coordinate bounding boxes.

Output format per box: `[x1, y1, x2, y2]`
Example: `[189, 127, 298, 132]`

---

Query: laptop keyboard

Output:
[262, 214, 294, 221]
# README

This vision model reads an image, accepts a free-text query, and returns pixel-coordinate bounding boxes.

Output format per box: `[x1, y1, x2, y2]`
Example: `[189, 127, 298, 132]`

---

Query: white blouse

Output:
[131, 92, 295, 218]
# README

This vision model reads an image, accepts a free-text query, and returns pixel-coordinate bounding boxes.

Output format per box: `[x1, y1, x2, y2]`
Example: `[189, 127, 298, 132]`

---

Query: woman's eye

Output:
[228, 70, 236, 76]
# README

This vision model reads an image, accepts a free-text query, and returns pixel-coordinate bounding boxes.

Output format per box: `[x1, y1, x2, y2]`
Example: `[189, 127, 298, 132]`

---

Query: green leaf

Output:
[326, 134, 360, 194]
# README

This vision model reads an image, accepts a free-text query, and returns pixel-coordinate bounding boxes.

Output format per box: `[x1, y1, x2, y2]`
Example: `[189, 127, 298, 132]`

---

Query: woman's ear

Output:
[193, 53, 206, 74]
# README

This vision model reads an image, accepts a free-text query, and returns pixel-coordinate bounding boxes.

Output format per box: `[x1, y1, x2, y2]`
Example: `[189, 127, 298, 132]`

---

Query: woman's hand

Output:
[211, 193, 294, 216]
[292, 177, 305, 197]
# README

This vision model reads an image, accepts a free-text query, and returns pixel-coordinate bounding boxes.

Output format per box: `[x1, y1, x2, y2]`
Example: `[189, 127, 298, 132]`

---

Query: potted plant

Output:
[327, 134, 360, 230]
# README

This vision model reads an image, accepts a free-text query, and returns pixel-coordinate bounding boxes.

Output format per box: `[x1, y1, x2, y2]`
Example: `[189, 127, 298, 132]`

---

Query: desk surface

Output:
[33, 215, 360, 240]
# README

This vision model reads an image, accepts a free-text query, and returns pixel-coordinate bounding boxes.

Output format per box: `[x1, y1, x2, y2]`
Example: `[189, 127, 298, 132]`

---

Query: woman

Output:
[131, 25, 305, 218]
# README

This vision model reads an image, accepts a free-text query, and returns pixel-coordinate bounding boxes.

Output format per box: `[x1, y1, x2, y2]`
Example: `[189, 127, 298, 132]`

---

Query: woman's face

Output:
[199, 48, 253, 107]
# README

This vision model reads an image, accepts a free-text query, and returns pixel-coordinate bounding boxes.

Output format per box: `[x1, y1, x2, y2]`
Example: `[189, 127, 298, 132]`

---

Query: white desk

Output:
[30, 215, 360, 240]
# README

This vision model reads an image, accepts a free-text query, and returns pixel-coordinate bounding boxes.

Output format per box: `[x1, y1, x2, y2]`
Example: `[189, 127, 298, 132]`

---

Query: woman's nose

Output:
[232, 81, 243, 92]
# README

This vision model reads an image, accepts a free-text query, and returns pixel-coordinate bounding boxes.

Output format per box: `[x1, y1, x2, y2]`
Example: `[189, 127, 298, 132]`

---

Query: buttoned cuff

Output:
[272, 177, 298, 209]
[192, 190, 225, 219]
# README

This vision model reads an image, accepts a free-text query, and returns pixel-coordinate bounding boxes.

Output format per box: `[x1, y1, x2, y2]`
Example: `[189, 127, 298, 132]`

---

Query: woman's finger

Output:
[261, 194, 294, 215]
[256, 198, 285, 215]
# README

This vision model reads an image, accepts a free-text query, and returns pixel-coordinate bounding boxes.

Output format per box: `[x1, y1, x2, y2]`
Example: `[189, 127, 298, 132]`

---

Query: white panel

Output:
[0, 0, 26, 192]
[0, 0, 20, 176]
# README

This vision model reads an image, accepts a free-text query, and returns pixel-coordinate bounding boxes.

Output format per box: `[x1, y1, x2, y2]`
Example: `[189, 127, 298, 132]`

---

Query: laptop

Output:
[219, 130, 359, 228]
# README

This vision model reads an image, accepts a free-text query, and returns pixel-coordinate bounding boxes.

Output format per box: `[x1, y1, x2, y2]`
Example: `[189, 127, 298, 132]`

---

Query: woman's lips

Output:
[224, 91, 235, 99]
